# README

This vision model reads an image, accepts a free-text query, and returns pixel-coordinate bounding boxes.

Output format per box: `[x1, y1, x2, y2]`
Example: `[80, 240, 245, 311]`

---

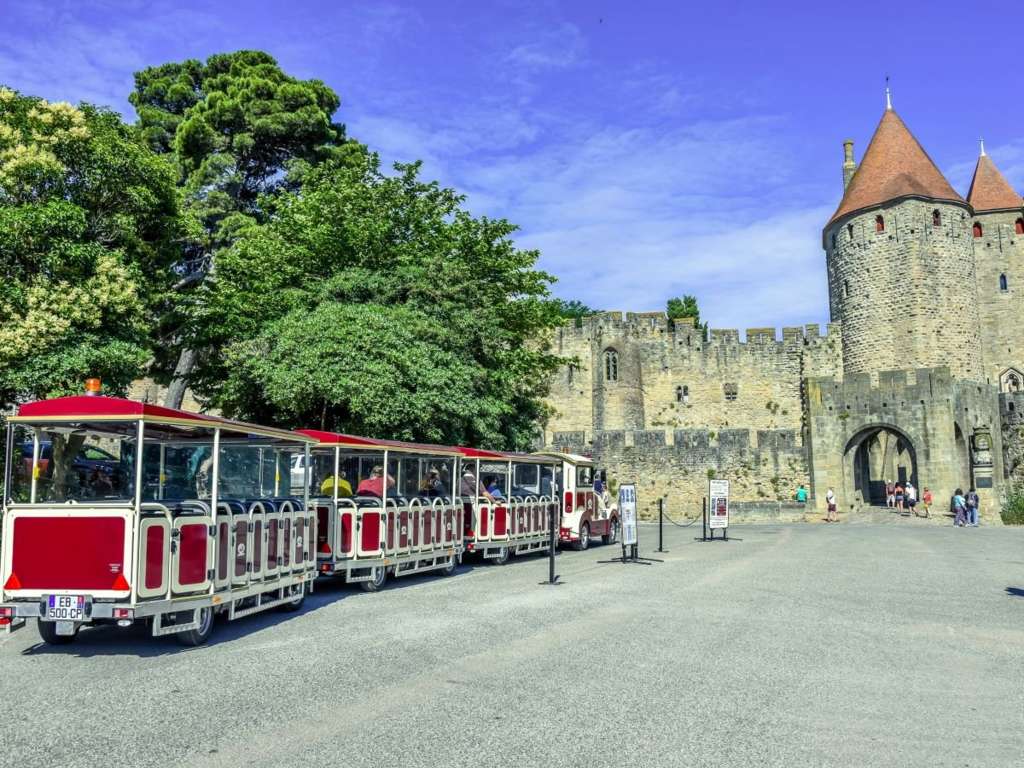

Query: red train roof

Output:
[12, 395, 313, 442]
[297, 429, 462, 456]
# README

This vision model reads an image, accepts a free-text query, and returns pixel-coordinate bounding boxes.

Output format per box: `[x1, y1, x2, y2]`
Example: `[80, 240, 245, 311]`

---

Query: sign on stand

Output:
[619, 483, 638, 554]
[708, 478, 730, 534]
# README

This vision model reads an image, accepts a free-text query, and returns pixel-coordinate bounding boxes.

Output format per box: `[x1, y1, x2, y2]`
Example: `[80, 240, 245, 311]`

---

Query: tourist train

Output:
[0, 387, 619, 645]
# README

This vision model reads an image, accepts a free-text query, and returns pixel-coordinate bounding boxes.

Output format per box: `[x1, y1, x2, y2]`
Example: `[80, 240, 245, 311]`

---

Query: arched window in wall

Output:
[1000, 273, 1009, 292]
[1000, 368, 1024, 393]
[932, 209, 941, 227]
[875, 215, 885, 233]
[973, 222, 983, 238]
[603, 349, 618, 382]
[847, 223, 853, 240]
[675, 385, 690, 404]
[1016, 218, 1024, 235]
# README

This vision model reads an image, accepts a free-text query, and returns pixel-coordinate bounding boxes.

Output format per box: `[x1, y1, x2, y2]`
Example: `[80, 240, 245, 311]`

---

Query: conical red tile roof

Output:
[966, 153, 1022, 213]
[829, 109, 964, 225]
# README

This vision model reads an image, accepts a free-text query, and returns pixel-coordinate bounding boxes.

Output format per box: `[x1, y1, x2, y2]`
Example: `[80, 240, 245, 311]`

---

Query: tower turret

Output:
[842, 139, 857, 190]
[823, 104, 983, 381]
[966, 144, 1024, 387]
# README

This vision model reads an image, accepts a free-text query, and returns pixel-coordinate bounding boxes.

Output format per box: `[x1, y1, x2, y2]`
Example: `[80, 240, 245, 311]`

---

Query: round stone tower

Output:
[824, 104, 984, 381]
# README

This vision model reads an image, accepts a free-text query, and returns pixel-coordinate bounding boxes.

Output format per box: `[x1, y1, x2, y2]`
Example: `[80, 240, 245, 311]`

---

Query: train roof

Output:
[10, 395, 312, 443]
[531, 450, 594, 466]
[297, 430, 462, 457]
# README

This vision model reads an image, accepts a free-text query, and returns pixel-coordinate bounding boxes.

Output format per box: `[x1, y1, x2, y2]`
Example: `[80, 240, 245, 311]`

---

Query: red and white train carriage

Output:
[0, 391, 623, 646]
[0, 394, 317, 645]
[299, 430, 463, 591]
[535, 451, 620, 550]
[459, 448, 560, 563]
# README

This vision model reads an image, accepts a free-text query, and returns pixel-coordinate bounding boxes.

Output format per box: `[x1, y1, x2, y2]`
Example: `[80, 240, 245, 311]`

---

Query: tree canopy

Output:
[194, 155, 563, 448]
[0, 87, 182, 404]
[0, 50, 569, 451]
[666, 295, 705, 330]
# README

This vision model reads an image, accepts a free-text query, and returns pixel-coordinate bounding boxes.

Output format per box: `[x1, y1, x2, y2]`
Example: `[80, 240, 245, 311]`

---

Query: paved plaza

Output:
[1, 521, 1022, 768]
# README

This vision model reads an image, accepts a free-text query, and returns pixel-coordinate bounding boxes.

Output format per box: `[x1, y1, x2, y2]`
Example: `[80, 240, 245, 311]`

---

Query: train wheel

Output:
[176, 607, 214, 647]
[37, 620, 77, 645]
[603, 518, 619, 545]
[574, 522, 590, 551]
[493, 546, 510, 565]
[442, 555, 458, 576]
[280, 583, 306, 611]
[361, 566, 388, 592]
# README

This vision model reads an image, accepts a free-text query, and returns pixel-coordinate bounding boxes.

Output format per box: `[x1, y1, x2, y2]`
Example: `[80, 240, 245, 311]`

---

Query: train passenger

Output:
[485, 475, 505, 500]
[420, 468, 447, 498]
[460, 469, 494, 502]
[320, 470, 353, 498]
[356, 465, 395, 497]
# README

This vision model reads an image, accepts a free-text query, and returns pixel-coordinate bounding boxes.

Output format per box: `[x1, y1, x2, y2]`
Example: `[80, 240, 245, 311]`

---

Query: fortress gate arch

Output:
[843, 424, 918, 506]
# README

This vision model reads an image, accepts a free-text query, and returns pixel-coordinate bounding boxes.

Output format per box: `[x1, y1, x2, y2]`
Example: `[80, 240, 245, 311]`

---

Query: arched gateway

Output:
[843, 425, 918, 506]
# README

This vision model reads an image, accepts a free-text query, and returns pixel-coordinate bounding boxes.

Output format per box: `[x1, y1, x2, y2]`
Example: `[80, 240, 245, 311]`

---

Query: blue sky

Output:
[3, 0, 1023, 332]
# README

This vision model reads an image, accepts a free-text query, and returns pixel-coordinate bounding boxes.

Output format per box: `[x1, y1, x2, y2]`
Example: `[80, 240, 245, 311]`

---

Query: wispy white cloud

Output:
[505, 22, 587, 71]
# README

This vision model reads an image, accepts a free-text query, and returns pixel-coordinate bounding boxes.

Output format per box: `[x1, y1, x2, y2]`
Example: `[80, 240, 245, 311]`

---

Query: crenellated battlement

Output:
[556, 312, 839, 353]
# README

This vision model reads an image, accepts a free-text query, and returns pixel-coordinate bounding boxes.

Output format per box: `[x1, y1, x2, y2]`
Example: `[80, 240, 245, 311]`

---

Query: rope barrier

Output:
[660, 509, 701, 528]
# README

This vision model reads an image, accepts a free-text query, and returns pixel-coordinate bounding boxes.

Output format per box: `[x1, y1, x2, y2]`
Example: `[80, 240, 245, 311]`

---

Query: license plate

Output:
[46, 595, 85, 621]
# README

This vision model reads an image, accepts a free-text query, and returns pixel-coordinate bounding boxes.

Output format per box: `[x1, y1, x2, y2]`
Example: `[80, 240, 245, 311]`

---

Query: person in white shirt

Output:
[904, 482, 917, 516]
[825, 487, 838, 522]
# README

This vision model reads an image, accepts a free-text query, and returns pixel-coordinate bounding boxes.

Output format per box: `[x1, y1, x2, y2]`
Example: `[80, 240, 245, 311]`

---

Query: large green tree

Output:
[195, 155, 564, 448]
[0, 87, 182, 405]
[129, 50, 353, 405]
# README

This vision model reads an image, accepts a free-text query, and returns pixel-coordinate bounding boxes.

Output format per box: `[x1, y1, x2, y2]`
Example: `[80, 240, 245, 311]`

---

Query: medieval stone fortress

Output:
[544, 95, 1024, 521]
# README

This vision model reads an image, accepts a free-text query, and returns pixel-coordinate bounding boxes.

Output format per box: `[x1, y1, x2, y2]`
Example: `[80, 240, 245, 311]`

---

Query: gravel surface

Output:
[2, 522, 1022, 768]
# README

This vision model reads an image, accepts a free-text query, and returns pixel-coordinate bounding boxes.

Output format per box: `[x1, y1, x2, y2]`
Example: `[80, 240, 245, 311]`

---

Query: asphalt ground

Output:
[1, 522, 1022, 768]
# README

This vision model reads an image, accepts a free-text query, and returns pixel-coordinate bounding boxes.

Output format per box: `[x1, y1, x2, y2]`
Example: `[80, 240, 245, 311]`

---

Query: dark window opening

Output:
[1016, 218, 1024, 235]
[847, 223, 853, 239]
[875, 215, 885, 232]
[932, 209, 941, 227]
[973, 222, 983, 238]
[1000, 273, 1009, 292]
[603, 349, 618, 382]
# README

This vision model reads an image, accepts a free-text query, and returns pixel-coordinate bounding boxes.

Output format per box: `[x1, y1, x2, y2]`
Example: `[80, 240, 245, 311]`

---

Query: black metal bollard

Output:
[658, 497, 664, 552]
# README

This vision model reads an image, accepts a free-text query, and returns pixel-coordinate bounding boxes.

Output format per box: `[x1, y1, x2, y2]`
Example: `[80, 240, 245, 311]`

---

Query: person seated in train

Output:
[356, 465, 395, 497]
[320, 470, 353, 498]
[485, 475, 505, 500]
[460, 469, 494, 502]
[420, 468, 447, 498]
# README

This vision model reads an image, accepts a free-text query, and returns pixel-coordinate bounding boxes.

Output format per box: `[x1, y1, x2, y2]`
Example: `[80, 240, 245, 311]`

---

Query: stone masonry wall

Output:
[972, 209, 1024, 388]
[544, 313, 843, 447]
[549, 427, 809, 519]
[824, 199, 984, 381]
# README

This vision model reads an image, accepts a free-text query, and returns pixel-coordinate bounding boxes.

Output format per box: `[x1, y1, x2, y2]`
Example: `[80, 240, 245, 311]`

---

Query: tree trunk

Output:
[164, 348, 198, 410]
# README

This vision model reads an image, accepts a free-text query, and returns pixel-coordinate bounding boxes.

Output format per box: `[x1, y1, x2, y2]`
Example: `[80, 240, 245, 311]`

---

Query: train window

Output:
[576, 465, 593, 487]
[514, 464, 539, 489]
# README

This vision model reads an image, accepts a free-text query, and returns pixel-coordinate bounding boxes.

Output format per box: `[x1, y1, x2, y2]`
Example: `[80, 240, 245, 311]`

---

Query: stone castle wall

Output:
[548, 426, 809, 519]
[824, 199, 984, 381]
[544, 313, 843, 446]
[972, 209, 1024, 388]
[806, 367, 1003, 520]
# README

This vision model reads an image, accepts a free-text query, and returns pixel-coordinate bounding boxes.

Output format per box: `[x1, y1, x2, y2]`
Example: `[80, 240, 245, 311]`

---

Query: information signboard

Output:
[708, 479, 729, 529]
[619, 483, 638, 546]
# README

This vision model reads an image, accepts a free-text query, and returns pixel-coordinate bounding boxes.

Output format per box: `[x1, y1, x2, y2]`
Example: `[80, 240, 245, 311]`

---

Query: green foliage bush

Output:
[1000, 485, 1024, 525]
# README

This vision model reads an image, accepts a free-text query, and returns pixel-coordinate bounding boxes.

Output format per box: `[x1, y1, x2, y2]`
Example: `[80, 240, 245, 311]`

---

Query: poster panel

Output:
[708, 478, 729, 529]
[619, 483, 638, 546]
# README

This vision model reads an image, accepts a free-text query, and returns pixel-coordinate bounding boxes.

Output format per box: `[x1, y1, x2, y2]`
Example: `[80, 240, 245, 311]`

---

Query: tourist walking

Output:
[952, 488, 967, 527]
[904, 482, 917, 516]
[886, 479, 895, 508]
[894, 482, 905, 514]
[825, 487, 838, 522]
[920, 487, 932, 518]
[796, 484, 808, 503]
[965, 487, 980, 527]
